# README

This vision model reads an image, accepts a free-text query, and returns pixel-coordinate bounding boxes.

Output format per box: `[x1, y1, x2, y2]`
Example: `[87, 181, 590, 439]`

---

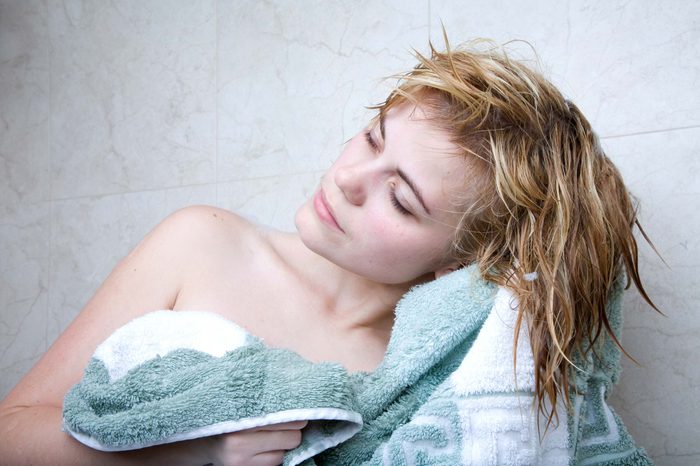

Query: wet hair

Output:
[371, 36, 660, 431]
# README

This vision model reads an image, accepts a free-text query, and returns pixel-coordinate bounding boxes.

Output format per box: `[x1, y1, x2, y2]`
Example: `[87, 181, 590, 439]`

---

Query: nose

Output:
[334, 162, 369, 206]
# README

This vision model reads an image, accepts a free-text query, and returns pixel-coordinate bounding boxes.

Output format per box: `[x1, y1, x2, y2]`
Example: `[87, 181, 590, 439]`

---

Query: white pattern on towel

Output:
[447, 286, 570, 465]
[387, 414, 458, 466]
[93, 310, 249, 381]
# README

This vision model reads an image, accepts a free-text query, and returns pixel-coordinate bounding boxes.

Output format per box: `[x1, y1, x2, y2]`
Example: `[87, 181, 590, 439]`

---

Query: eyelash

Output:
[391, 190, 411, 216]
[364, 130, 379, 151]
[364, 130, 411, 216]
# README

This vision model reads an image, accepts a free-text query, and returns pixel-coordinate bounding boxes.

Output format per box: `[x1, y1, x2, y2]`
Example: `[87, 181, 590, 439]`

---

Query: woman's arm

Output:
[0, 206, 303, 465]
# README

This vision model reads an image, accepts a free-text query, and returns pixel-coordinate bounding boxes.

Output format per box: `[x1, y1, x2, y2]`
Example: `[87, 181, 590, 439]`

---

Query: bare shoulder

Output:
[162, 205, 287, 314]
[159, 205, 272, 266]
[156, 204, 258, 244]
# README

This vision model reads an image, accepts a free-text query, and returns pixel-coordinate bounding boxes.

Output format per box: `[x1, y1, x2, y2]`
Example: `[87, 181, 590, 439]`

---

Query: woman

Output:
[0, 39, 655, 465]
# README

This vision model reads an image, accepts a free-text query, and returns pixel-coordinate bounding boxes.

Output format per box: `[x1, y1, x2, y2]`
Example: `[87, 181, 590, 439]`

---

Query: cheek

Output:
[357, 209, 404, 245]
[364, 223, 444, 268]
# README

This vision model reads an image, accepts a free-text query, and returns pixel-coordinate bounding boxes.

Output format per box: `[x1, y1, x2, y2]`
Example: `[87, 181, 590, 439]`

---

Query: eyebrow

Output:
[378, 111, 432, 216]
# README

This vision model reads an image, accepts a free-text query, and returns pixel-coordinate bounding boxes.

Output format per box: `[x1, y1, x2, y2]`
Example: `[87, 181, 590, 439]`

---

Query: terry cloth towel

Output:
[62, 264, 653, 465]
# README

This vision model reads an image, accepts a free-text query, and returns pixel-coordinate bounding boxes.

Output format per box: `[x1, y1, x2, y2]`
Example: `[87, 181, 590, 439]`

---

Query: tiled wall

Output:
[1, 1, 698, 463]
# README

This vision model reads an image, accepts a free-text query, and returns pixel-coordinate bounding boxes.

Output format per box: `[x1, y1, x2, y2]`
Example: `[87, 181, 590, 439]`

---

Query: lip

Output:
[313, 188, 344, 233]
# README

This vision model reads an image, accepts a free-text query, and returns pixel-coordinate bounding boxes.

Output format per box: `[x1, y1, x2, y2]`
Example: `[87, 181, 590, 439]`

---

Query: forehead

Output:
[384, 103, 467, 220]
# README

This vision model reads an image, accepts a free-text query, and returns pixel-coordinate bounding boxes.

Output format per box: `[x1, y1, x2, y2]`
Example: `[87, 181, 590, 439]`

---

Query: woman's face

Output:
[295, 101, 469, 284]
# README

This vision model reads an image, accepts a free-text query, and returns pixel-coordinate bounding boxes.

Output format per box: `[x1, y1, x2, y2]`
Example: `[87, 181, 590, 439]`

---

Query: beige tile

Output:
[0, 0, 50, 212]
[0, 201, 50, 399]
[216, 172, 321, 232]
[430, 0, 700, 137]
[217, 0, 429, 181]
[602, 128, 700, 464]
[48, 1, 217, 199]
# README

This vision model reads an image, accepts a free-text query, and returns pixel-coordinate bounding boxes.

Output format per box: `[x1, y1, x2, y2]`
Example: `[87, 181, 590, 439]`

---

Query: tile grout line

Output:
[601, 124, 700, 140]
[49, 170, 326, 203]
[215, 0, 219, 207]
[46, 1, 53, 351]
[427, 0, 431, 39]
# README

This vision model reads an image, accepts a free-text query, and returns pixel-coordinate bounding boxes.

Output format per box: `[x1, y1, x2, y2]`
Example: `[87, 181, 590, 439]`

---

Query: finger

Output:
[225, 428, 303, 451]
[249, 450, 286, 466]
[262, 429, 303, 450]
[257, 420, 309, 431]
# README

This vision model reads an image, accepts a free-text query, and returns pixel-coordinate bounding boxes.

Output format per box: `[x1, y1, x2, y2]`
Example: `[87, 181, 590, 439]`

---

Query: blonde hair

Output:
[373, 37, 659, 430]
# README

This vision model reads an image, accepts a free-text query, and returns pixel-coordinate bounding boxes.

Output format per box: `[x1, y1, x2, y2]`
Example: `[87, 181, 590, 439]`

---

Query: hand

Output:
[198, 420, 309, 466]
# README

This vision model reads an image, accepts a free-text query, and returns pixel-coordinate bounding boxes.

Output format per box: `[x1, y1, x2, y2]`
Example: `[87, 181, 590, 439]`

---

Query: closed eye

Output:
[364, 130, 379, 152]
[390, 189, 411, 216]
[365, 128, 411, 216]
[390, 191, 411, 215]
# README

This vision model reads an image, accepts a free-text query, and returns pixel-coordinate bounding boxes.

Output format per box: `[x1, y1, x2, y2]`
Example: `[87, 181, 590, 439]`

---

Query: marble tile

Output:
[48, 1, 217, 199]
[0, 202, 50, 399]
[217, 0, 429, 181]
[48, 184, 216, 342]
[601, 128, 700, 463]
[430, 0, 700, 137]
[216, 171, 322, 233]
[0, 0, 50, 212]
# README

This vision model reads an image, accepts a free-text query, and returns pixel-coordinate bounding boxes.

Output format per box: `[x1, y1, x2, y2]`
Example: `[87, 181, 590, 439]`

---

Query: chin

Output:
[293, 200, 319, 235]
[292, 204, 304, 234]
[293, 204, 323, 249]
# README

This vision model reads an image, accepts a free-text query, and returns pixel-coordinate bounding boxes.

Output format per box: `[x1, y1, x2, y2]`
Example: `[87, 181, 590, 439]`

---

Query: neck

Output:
[267, 231, 433, 334]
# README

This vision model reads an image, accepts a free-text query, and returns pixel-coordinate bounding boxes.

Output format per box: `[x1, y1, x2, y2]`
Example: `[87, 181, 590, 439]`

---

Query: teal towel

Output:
[62, 264, 652, 465]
